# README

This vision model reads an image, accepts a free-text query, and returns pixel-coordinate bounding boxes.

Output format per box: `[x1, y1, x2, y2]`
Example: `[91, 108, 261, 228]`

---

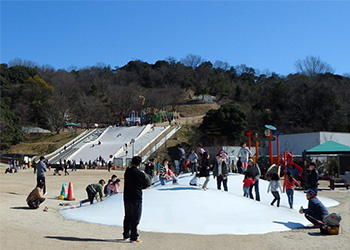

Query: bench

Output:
[329, 177, 350, 190]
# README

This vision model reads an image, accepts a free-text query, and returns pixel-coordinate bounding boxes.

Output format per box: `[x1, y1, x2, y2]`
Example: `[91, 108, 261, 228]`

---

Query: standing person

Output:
[237, 142, 253, 172]
[213, 155, 229, 191]
[80, 179, 105, 205]
[243, 172, 255, 198]
[177, 144, 186, 174]
[36, 156, 47, 195]
[144, 158, 155, 181]
[283, 171, 301, 209]
[247, 159, 261, 201]
[299, 189, 329, 227]
[187, 149, 198, 175]
[26, 180, 46, 209]
[305, 162, 319, 195]
[267, 173, 282, 207]
[199, 152, 211, 191]
[197, 143, 206, 165]
[123, 156, 151, 243]
[159, 159, 170, 185]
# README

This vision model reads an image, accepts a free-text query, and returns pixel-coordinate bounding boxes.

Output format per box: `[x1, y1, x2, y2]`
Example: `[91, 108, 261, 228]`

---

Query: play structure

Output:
[245, 125, 304, 180]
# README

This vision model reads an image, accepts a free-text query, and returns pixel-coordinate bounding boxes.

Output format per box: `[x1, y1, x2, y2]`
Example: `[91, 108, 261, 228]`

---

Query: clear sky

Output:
[1, 1, 349, 76]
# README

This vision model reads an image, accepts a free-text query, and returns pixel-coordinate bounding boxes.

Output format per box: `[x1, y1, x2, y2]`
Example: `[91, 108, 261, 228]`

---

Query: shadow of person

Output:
[45, 236, 118, 242]
[273, 221, 305, 229]
[10, 206, 32, 210]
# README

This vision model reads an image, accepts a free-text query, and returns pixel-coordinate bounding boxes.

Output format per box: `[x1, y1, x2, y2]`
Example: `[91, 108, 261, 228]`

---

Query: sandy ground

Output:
[0, 166, 349, 250]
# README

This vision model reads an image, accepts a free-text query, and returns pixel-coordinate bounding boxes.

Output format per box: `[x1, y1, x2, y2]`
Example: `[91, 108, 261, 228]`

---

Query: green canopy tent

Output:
[303, 141, 350, 176]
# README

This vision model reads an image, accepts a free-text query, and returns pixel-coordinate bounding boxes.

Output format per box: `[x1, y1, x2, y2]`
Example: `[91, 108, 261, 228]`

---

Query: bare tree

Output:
[181, 54, 203, 70]
[295, 56, 335, 77]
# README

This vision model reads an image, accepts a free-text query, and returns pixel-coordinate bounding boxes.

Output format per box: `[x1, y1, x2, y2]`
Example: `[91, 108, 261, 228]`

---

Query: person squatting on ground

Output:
[80, 179, 105, 205]
[213, 154, 229, 191]
[305, 162, 319, 196]
[267, 173, 282, 207]
[199, 152, 211, 190]
[237, 142, 253, 172]
[283, 171, 301, 209]
[123, 156, 151, 243]
[247, 159, 261, 201]
[243, 172, 255, 198]
[299, 189, 329, 227]
[189, 173, 201, 186]
[26, 180, 46, 209]
[36, 156, 47, 195]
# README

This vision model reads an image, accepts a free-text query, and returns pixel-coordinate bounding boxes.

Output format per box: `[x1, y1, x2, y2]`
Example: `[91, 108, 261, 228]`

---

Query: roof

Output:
[306, 140, 350, 154]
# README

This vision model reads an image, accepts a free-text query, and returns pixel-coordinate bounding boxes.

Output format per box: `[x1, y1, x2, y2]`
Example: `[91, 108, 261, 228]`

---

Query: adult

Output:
[199, 152, 211, 190]
[237, 142, 253, 172]
[305, 162, 319, 195]
[177, 144, 186, 173]
[213, 155, 229, 191]
[187, 149, 198, 175]
[144, 158, 155, 181]
[26, 181, 46, 209]
[159, 159, 170, 185]
[247, 159, 261, 201]
[36, 156, 47, 195]
[299, 189, 329, 227]
[123, 156, 151, 243]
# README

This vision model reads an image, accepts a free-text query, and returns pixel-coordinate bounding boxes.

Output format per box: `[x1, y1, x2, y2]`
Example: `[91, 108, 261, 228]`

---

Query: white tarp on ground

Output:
[59, 173, 339, 235]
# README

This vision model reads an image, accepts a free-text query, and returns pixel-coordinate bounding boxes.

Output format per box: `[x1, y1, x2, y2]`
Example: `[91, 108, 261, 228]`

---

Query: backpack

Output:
[320, 213, 341, 235]
[323, 213, 341, 226]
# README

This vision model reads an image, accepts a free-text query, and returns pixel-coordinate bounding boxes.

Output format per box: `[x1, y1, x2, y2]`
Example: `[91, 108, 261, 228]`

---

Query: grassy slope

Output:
[3, 104, 218, 159]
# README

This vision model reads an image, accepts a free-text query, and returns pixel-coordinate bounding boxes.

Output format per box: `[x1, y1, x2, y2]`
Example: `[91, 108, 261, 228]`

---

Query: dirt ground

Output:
[0, 166, 349, 250]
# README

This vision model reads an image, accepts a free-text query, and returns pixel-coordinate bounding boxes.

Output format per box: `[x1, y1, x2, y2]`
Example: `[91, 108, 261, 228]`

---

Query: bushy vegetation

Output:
[1, 56, 349, 151]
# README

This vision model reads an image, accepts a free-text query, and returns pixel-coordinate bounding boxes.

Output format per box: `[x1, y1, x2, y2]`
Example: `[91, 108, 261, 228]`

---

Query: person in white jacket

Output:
[237, 142, 253, 172]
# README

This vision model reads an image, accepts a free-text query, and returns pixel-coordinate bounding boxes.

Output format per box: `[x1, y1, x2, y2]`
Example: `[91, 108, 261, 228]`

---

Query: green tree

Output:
[199, 104, 247, 145]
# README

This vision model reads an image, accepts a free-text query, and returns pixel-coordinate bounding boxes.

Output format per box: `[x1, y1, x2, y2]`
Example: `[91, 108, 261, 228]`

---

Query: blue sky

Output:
[1, 1, 349, 76]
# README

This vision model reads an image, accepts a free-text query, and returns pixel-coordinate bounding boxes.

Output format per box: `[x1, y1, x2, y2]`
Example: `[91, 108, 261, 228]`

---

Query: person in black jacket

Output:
[123, 156, 151, 243]
[305, 162, 319, 195]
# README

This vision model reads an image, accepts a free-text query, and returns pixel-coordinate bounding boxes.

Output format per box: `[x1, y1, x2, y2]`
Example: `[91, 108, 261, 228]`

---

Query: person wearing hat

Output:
[36, 156, 47, 195]
[123, 156, 151, 243]
[299, 189, 329, 227]
[305, 162, 319, 195]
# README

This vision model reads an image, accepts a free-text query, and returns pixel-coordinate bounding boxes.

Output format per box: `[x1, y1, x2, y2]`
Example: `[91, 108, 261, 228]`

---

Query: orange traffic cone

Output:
[65, 182, 76, 201]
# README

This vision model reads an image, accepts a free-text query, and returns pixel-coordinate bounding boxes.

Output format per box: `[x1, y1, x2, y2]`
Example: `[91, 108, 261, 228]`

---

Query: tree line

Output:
[1, 55, 349, 150]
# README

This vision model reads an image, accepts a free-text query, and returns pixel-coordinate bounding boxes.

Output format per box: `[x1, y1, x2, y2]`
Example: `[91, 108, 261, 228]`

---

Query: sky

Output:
[59, 173, 339, 235]
[1, 1, 350, 76]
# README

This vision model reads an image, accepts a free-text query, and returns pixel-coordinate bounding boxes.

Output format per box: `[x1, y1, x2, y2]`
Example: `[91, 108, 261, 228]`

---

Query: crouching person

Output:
[299, 189, 328, 227]
[26, 180, 46, 209]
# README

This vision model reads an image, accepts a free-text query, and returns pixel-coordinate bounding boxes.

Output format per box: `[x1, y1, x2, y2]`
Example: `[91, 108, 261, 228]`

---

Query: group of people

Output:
[25, 147, 332, 242]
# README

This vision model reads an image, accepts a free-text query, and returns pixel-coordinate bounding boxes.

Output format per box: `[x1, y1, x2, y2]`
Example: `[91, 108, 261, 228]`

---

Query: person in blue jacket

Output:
[299, 189, 329, 227]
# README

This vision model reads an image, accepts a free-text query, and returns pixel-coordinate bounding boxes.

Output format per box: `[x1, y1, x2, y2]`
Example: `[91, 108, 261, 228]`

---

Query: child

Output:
[80, 179, 105, 206]
[189, 173, 201, 186]
[26, 180, 46, 209]
[283, 171, 301, 209]
[108, 179, 121, 195]
[104, 174, 117, 196]
[243, 172, 255, 198]
[267, 173, 282, 207]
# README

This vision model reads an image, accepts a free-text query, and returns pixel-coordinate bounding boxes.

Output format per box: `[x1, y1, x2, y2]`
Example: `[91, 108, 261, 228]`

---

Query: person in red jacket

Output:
[283, 171, 301, 209]
[243, 172, 255, 198]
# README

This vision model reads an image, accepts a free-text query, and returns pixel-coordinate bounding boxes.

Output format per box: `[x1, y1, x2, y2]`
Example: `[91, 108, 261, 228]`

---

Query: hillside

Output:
[2, 103, 218, 157]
